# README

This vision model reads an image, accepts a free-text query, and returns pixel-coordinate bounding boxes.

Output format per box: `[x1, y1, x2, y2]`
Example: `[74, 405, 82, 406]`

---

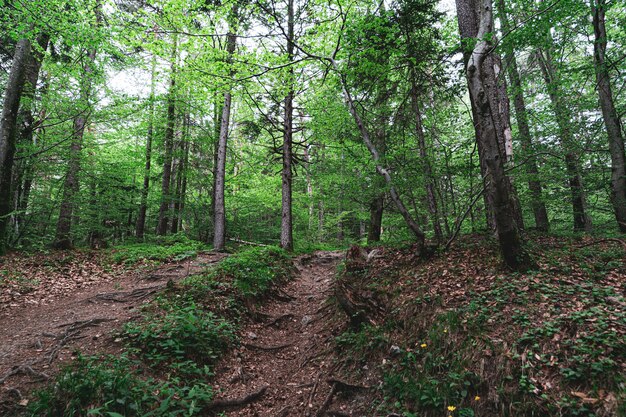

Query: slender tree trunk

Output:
[136, 48, 158, 239]
[331, 59, 426, 249]
[157, 39, 178, 236]
[367, 194, 384, 243]
[10, 34, 49, 245]
[456, 0, 534, 270]
[0, 38, 32, 254]
[591, 0, 626, 232]
[280, 0, 295, 251]
[410, 80, 443, 242]
[537, 46, 591, 232]
[55, 8, 102, 249]
[213, 30, 237, 251]
[496, 0, 549, 231]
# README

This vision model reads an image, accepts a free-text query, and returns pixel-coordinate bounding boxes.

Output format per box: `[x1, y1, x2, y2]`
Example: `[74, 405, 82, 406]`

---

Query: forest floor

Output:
[0, 235, 625, 416]
[0, 249, 228, 413]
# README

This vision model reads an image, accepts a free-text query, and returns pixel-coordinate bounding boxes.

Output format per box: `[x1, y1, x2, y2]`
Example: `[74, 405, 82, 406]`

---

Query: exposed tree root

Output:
[204, 384, 269, 411]
[243, 342, 293, 351]
[314, 382, 337, 417]
[92, 286, 163, 303]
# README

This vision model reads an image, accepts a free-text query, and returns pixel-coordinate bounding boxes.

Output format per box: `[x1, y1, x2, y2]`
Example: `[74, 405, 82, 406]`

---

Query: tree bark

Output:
[410, 80, 443, 242]
[456, 0, 534, 271]
[280, 0, 295, 251]
[331, 59, 426, 249]
[591, 0, 626, 233]
[54, 3, 102, 248]
[157, 39, 178, 236]
[213, 30, 237, 251]
[0, 38, 31, 254]
[136, 44, 158, 239]
[10, 34, 49, 246]
[496, 0, 549, 232]
[537, 46, 591, 232]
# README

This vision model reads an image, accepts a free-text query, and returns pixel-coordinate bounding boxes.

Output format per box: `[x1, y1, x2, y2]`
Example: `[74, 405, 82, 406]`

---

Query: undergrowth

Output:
[334, 236, 625, 417]
[108, 235, 207, 265]
[27, 245, 295, 416]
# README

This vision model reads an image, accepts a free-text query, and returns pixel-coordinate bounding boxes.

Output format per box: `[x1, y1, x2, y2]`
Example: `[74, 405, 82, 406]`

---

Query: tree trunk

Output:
[456, 0, 534, 271]
[537, 46, 591, 232]
[0, 38, 31, 254]
[157, 39, 178, 236]
[367, 194, 384, 243]
[10, 34, 49, 246]
[496, 0, 549, 232]
[54, 3, 101, 249]
[591, 0, 626, 233]
[213, 30, 237, 251]
[410, 80, 443, 242]
[280, 0, 295, 251]
[136, 48, 158, 239]
[330, 59, 426, 249]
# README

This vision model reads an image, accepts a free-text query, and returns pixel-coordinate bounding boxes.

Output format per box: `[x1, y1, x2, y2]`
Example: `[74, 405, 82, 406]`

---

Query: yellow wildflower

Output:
[420, 343, 427, 348]
[447, 405, 457, 411]
[474, 395, 481, 401]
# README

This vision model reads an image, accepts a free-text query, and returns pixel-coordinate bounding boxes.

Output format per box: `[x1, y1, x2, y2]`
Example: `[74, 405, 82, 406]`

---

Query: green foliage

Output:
[109, 238, 207, 265]
[210, 246, 294, 297]
[28, 355, 213, 417]
[123, 303, 235, 375]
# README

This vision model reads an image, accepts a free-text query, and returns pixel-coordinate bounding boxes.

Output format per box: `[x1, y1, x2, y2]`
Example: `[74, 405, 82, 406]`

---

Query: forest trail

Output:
[0, 251, 227, 408]
[208, 250, 364, 416]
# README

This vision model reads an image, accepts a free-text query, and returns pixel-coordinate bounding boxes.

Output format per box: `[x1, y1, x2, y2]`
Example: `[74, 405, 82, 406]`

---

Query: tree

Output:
[496, 0, 549, 232]
[0, 38, 31, 254]
[54, 1, 102, 249]
[456, 0, 534, 270]
[590, 0, 626, 233]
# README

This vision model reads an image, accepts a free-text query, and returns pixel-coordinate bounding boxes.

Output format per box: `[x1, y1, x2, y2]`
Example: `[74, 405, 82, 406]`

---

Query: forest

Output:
[0, 0, 625, 416]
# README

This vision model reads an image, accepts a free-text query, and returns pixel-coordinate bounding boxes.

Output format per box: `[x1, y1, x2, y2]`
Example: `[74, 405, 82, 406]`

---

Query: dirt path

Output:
[0, 251, 227, 410]
[210, 250, 369, 417]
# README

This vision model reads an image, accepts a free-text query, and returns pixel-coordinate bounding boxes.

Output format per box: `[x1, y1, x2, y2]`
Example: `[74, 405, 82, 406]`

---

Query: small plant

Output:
[123, 303, 235, 374]
[29, 354, 214, 416]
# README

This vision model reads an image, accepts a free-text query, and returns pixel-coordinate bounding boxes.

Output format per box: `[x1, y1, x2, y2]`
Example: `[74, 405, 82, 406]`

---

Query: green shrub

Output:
[212, 246, 293, 297]
[28, 355, 213, 417]
[123, 303, 235, 374]
[109, 240, 206, 265]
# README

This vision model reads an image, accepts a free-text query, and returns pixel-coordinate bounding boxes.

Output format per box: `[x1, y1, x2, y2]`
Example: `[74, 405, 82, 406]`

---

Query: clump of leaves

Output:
[211, 246, 294, 298]
[123, 302, 235, 376]
[29, 354, 213, 417]
[109, 239, 206, 265]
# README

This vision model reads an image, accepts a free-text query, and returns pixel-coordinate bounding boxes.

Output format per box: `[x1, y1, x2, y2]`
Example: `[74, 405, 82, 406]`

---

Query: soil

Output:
[0, 251, 227, 414]
[0, 249, 377, 416]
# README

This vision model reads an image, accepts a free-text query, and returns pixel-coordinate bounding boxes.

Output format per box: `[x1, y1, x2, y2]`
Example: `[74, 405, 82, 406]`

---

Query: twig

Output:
[264, 313, 294, 327]
[204, 385, 269, 410]
[243, 342, 293, 351]
[575, 238, 626, 251]
[314, 383, 337, 417]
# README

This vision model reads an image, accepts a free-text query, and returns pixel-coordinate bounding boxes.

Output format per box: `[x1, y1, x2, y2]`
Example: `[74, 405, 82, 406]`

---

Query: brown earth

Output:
[0, 249, 381, 416]
[0, 251, 227, 413]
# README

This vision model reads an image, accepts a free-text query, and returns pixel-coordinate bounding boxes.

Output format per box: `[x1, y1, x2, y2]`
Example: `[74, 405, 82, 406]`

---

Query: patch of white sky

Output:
[106, 0, 457, 100]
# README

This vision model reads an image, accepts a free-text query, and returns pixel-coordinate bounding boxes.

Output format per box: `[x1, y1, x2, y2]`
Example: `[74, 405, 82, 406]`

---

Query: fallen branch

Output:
[314, 383, 337, 417]
[575, 238, 626, 251]
[243, 342, 293, 351]
[228, 238, 269, 247]
[93, 286, 162, 303]
[204, 385, 269, 411]
[264, 313, 294, 327]
[327, 378, 371, 392]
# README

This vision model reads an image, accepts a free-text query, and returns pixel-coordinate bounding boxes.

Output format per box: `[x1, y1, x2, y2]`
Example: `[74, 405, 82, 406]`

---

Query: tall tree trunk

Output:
[0, 38, 31, 254]
[171, 112, 189, 234]
[136, 48, 158, 239]
[537, 46, 591, 232]
[456, 0, 534, 270]
[410, 80, 443, 242]
[330, 59, 426, 249]
[213, 30, 237, 251]
[496, 0, 549, 231]
[280, 0, 295, 251]
[11, 34, 49, 245]
[367, 194, 384, 243]
[591, 0, 626, 233]
[157, 39, 178, 236]
[55, 3, 101, 248]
